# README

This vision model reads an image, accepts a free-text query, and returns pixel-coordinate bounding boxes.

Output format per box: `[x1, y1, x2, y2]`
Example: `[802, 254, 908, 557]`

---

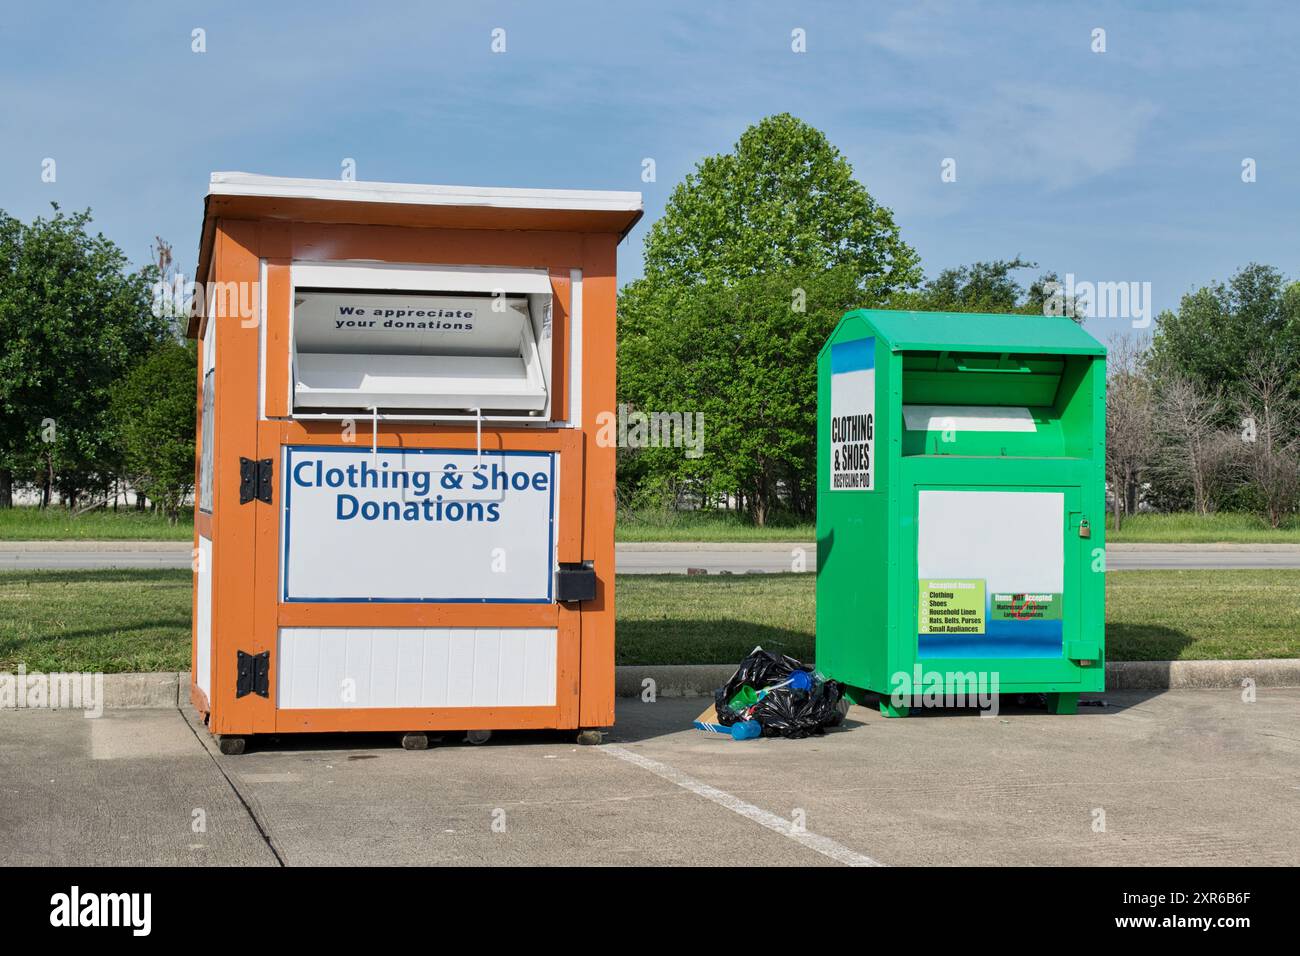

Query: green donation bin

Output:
[815, 309, 1106, 717]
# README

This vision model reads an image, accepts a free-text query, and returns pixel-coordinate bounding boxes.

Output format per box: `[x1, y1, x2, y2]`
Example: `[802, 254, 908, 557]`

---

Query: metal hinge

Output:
[239, 458, 273, 504]
[235, 650, 270, 698]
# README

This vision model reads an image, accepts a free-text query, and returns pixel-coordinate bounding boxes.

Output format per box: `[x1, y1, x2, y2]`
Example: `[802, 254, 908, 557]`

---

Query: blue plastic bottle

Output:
[731, 720, 762, 740]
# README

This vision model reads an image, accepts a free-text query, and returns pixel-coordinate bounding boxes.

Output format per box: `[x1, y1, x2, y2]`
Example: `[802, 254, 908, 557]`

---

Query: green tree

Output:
[1149, 263, 1300, 405]
[888, 258, 1080, 318]
[0, 205, 165, 507]
[622, 267, 862, 525]
[619, 114, 920, 523]
[636, 113, 920, 296]
[109, 340, 198, 521]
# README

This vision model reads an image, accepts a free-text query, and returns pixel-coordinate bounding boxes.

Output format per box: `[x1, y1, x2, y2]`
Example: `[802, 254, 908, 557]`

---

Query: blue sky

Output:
[2, 1, 1296, 335]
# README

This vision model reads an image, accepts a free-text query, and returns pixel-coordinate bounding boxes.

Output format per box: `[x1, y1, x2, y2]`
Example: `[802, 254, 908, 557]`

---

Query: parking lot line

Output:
[600, 743, 884, 867]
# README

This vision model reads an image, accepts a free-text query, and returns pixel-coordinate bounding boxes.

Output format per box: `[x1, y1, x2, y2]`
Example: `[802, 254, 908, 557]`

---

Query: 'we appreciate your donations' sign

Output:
[281, 446, 556, 603]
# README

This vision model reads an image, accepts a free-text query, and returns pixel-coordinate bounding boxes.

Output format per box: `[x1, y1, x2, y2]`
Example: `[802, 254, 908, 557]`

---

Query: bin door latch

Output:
[1078, 517, 1091, 539]
[556, 563, 597, 603]
[236, 650, 270, 698]
[1067, 640, 1101, 665]
[239, 458, 274, 505]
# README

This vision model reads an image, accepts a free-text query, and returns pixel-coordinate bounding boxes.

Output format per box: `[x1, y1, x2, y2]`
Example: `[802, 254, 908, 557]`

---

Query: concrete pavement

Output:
[6, 539, 1300, 572]
[2, 688, 1297, 866]
[0, 708, 276, 865]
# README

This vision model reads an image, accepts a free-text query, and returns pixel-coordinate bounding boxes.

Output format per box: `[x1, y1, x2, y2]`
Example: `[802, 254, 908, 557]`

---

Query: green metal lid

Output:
[843, 308, 1106, 356]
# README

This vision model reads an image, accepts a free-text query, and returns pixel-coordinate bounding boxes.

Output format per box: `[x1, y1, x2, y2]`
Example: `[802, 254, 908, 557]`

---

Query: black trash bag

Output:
[751, 676, 844, 739]
[714, 647, 806, 712]
[713, 647, 844, 739]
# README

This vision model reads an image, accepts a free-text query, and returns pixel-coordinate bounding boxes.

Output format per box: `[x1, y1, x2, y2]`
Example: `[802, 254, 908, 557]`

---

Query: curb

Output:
[1107, 542, 1300, 552]
[1104, 658, 1300, 690]
[4, 660, 1297, 710]
[99, 671, 186, 707]
[616, 664, 736, 698]
[615, 541, 812, 552]
[613, 660, 1300, 698]
[0, 672, 185, 710]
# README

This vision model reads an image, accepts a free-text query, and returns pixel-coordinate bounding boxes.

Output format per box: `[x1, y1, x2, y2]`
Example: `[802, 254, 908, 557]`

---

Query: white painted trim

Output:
[258, 258, 267, 420]
[569, 268, 583, 427]
[287, 412, 547, 424]
[288, 276, 552, 416]
[291, 260, 552, 295]
[195, 536, 213, 699]
[210, 172, 642, 214]
[201, 298, 217, 373]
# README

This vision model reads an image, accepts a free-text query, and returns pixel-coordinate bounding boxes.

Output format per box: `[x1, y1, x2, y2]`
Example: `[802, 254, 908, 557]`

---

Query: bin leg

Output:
[1045, 692, 1078, 715]
[840, 685, 869, 707]
[400, 733, 429, 750]
[878, 698, 910, 719]
[216, 735, 246, 756]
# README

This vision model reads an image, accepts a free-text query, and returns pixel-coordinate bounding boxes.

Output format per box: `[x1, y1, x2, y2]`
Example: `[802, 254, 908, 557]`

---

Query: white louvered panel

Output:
[276, 627, 558, 709]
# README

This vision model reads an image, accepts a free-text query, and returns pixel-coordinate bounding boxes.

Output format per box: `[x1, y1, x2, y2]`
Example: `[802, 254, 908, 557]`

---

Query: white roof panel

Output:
[208, 172, 642, 214]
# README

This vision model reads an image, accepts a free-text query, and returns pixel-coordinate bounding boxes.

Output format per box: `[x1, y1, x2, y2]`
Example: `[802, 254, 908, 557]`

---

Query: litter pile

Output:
[695, 647, 847, 740]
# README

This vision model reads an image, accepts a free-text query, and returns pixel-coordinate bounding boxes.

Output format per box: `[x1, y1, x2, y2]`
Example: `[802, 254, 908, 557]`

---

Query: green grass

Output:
[615, 509, 814, 542]
[619, 569, 1300, 664]
[1104, 569, 1300, 660]
[0, 506, 193, 541]
[617, 573, 816, 663]
[0, 569, 192, 672]
[3, 567, 1298, 672]
[1106, 511, 1300, 544]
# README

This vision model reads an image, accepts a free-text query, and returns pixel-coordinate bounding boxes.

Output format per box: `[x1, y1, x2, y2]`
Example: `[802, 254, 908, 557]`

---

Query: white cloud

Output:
[943, 84, 1158, 189]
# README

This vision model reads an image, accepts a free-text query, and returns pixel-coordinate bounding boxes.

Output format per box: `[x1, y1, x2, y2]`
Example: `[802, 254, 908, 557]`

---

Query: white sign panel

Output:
[293, 290, 528, 356]
[282, 445, 556, 603]
[917, 490, 1064, 592]
[902, 404, 1037, 434]
[829, 336, 875, 491]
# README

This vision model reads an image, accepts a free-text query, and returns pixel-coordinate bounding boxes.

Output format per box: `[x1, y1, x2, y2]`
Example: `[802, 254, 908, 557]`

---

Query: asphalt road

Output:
[6, 541, 1297, 572]
[2, 689, 1297, 866]
[617, 542, 1300, 573]
[0, 543, 196, 570]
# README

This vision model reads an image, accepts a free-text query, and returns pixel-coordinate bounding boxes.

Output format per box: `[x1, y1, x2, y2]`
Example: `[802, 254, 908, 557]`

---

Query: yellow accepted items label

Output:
[918, 579, 986, 635]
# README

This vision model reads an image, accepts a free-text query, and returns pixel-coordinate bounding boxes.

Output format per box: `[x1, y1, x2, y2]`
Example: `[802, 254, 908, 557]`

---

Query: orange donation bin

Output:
[187, 173, 641, 751]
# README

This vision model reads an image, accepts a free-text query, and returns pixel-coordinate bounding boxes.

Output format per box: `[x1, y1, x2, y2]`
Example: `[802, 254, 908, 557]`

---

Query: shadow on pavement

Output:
[861, 688, 1162, 717]
[193, 687, 1169, 755]
[207, 726, 603, 756]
